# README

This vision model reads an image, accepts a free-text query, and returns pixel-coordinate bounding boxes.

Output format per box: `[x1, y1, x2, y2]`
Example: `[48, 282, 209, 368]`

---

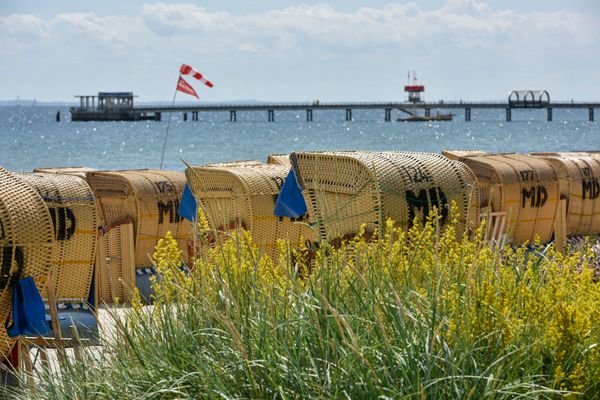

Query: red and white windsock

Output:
[180, 63, 214, 88]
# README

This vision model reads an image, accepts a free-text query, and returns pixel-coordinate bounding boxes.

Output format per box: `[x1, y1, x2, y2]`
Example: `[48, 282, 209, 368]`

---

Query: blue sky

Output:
[1, 1, 598, 102]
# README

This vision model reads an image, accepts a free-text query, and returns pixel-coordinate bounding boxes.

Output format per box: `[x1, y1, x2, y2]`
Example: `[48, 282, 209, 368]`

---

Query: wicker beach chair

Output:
[0, 167, 54, 360]
[530, 152, 600, 235]
[290, 151, 480, 243]
[458, 153, 560, 245]
[10, 172, 100, 377]
[186, 163, 316, 262]
[87, 170, 192, 303]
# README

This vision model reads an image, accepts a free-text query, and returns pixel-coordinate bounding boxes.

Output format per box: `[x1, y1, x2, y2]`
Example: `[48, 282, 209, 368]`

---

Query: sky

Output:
[1, 0, 599, 103]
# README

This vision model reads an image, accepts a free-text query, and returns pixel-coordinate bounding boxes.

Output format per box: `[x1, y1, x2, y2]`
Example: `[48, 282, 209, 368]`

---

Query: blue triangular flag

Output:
[7, 277, 50, 337]
[177, 183, 197, 222]
[274, 169, 307, 218]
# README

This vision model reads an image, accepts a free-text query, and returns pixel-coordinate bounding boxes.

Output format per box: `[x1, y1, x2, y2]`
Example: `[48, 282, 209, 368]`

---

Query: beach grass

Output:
[4, 208, 600, 399]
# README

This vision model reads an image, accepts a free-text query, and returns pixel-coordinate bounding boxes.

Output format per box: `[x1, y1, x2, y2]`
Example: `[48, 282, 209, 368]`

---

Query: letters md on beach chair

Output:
[289, 151, 480, 243]
[0, 167, 54, 365]
[87, 170, 192, 303]
[186, 162, 316, 262]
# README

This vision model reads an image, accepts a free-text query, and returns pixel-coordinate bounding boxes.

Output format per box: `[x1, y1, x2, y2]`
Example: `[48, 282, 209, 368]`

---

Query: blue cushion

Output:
[136, 268, 156, 304]
[47, 308, 99, 345]
[7, 277, 50, 337]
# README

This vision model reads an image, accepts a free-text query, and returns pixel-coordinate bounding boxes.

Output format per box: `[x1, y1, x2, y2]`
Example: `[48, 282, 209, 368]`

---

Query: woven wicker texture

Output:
[15, 173, 97, 303]
[458, 154, 559, 244]
[186, 163, 316, 261]
[530, 152, 600, 235]
[442, 150, 488, 161]
[204, 160, 263, 168]
[33, 166, 97, 179]
[266, 154, 291, 166]
[0, 167, 54, 358]
[290, 151, 480, 242]
[87, 170, 192, 268]
[96, 222, 135, 303]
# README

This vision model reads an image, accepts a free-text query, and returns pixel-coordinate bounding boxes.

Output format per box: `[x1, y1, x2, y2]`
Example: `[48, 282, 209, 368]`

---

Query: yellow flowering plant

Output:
[139, 203, 600, 397]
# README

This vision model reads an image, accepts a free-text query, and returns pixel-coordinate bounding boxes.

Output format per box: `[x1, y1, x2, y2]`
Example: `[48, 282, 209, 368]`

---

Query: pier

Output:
[70, 91, 599, 122]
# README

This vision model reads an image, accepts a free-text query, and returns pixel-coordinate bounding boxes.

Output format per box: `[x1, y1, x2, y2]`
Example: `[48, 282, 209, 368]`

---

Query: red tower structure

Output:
[404, 71, 424, 103]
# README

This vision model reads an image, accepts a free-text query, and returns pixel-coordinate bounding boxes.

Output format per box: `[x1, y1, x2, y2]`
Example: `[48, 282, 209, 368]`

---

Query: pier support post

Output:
[183, 112, 188, 122]
[55, 110, 60, 122]
[506, 108, 512, 122]
[385, 108, 391, 122]
[306, 109, 313, 122]
[268, 109, 275, 122]
[345, 109, 352, 121]
[230, 110, 237, 122]
[192, 112, 198, 121]
[547, 108, 553, 122]
[155, 112, 161, 121]
[465, 108, 471, 122]
[590, 108, 595, 122]
[425, 108, 431, 117]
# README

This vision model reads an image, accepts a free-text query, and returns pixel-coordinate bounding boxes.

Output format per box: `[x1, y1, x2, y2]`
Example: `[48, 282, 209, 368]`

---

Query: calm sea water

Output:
[0, 105, 597, 172]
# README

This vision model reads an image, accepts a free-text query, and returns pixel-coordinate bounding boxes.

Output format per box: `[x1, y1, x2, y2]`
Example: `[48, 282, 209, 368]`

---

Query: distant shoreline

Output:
[0, 100, 75, 107]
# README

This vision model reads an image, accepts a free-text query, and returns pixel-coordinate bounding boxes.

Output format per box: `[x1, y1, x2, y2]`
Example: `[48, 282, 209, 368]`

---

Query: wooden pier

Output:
[70, 91, 599, 122]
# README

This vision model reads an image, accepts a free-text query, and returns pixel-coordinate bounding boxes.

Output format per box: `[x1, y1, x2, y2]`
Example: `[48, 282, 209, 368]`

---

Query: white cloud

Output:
[0, 14, 49, 36]
[1, 1, 596, 53]
[52, 13, 152, 49]
[141, 3, 235, 34]
[0, 14, 50, 52]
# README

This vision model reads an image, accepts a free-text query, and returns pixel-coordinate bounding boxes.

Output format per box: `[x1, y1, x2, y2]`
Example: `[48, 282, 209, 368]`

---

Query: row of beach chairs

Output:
[187, 150, 600, 261]
[1, 149, 600, 376]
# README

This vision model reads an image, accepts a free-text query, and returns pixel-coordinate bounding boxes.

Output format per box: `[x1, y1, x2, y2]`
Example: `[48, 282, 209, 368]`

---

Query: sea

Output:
[0, 105, 597, 172]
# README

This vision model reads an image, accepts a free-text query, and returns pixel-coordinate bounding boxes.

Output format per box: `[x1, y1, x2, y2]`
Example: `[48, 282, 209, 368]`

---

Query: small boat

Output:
[398, 113, 453, 122]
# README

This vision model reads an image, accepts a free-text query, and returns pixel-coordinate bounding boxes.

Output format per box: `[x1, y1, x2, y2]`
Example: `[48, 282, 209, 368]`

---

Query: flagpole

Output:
[159, 75, 180, 170]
